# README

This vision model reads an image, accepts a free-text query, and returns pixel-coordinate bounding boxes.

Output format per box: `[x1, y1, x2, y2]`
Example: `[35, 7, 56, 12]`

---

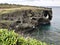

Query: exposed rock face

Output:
[0, 7, 52, 31]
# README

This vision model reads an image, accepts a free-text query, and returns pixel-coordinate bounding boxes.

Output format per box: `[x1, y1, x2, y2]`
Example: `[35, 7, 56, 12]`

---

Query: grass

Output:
[0, 3, 52, 15]
[0, 7, 51, 15]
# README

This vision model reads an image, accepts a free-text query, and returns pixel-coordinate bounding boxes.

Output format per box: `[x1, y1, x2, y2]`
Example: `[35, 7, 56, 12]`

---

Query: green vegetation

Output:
[0, 29, 48, 45]
[0, 7, 41, 14]
[0, 3, 51, 15]
[0, 3, 23, 8]
[0, 3, 43, 8]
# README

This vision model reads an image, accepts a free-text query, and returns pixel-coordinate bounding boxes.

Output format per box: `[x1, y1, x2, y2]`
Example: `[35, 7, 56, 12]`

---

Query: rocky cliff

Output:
[0, 4, 52, 32]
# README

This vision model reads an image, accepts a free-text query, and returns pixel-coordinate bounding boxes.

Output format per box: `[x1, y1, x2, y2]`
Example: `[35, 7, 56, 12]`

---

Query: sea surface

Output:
[25, 7, 60, 45]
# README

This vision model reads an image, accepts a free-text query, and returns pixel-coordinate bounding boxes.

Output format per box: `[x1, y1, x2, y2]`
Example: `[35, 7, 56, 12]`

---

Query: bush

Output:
[0, 29, 48, 45]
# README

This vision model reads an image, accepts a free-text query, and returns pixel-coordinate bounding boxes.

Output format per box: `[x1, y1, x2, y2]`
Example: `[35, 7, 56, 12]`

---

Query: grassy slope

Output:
[0, 4, 52, 15]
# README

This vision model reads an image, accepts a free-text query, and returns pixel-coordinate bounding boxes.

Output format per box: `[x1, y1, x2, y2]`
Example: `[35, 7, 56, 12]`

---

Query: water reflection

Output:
[24, 24, 51, 40]
[37, 24, 51, 31]
[30, 24, 51, 40]
[24, 23, 60, 45]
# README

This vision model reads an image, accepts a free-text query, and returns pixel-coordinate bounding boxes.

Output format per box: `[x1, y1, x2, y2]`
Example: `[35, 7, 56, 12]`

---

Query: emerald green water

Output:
[25, 7, 60, 45]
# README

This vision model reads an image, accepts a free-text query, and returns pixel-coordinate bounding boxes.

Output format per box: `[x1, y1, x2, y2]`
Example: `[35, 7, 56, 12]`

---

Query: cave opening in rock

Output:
[43, 10, 52, 20]
[16, 21, 21, 24]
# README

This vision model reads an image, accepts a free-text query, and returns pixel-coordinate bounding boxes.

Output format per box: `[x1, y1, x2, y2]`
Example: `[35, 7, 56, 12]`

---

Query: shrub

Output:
[0, 29, 18, 45]
[0, 29, 48, 45]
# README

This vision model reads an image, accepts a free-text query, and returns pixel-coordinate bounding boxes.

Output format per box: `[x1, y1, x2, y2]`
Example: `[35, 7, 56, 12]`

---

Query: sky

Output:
[0, 0, 60, 6]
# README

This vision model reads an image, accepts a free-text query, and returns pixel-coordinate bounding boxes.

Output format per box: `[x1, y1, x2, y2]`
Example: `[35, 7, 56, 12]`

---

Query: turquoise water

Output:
[25, 7, 60, 45]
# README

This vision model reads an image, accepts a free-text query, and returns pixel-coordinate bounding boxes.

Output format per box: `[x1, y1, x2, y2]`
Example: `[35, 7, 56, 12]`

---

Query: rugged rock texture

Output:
[0, 6, 52, 31]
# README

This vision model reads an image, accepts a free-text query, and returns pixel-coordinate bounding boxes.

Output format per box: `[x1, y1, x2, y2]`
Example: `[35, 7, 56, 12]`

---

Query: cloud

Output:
[0, 0, 60, 6]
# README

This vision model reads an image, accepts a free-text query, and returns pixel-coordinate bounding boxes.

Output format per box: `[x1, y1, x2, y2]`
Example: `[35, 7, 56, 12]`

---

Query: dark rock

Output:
[0, 7, 52, 32]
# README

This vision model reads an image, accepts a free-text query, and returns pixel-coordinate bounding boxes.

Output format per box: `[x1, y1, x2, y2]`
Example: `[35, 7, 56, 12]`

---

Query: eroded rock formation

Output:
[0, 7, 52, 31]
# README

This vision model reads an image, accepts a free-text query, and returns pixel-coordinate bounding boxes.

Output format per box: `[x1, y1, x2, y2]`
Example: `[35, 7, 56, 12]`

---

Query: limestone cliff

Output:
[0, 4, 52, 31]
